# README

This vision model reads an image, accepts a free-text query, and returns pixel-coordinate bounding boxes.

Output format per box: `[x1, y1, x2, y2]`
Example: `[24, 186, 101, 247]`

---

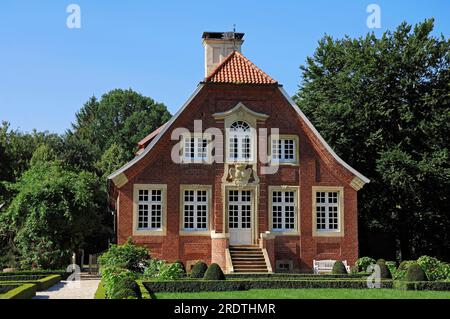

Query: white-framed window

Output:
[228, 121, 252, 162]
[137, 189, 162, 230]
[183, 136, 209, 162]
[271, 136, 297, 163]
[315, 191, 339, 231]
[183, 189, 209, 231]
[271, 190, 296, 231]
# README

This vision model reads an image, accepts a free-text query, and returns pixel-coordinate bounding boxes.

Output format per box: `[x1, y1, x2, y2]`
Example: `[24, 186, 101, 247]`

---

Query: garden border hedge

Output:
[0, 275, 49, 282]
[225, 274, 368, 281]
[394, 281, 450, 291]
[142, 279, 393, 293]
[0, 283, 37, 299]
[2, 274, 61, 291]
[225, 273, 368, 279]
[0, 270, 70, 280]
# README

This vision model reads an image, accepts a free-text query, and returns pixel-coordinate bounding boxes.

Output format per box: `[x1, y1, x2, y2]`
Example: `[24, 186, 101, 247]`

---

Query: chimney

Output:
[202, 31, 244, 77]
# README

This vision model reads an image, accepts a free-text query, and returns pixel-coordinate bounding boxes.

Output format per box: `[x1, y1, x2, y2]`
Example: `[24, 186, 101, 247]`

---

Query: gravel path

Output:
[33, 279, 100, 299]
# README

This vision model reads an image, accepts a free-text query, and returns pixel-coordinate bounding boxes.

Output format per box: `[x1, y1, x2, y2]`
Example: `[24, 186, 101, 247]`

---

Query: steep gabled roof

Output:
[108, 54, 369, 190]
[204, 51, 278, 85]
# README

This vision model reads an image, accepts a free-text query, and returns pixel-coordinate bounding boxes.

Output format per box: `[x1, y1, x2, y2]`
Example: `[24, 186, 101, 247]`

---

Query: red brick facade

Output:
[110, 82, 366, 273]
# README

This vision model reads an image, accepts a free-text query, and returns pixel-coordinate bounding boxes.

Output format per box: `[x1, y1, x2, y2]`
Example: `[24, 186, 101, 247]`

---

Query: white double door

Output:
[228, 190, 253, 245]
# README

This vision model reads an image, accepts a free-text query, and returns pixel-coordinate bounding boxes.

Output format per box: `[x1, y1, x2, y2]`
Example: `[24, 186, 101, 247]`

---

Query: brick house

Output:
[108, 32, 369, 273]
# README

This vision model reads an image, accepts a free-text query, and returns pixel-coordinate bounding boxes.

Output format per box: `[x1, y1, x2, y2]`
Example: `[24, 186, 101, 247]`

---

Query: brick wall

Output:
[115, 83, 360, 272]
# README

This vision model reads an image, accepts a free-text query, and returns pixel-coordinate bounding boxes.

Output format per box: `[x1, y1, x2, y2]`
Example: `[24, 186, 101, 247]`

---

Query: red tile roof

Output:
[205, 51, 278, 85]
[136, 123, 167, 154]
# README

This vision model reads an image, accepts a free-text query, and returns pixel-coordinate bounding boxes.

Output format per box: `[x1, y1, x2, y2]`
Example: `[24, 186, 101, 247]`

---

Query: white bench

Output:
[313, 259, 351, 274]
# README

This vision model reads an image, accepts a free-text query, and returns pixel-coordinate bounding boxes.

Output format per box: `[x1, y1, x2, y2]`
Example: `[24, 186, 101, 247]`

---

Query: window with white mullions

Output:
[228, 121, 252, 161]
[138, 189, 162, 230]
[183, 137, 208, 161]
[183, 190, 208, 231]
[272, 138, 296, 162]
[271, 190, 296, 231]
[316, 191, 339, 231]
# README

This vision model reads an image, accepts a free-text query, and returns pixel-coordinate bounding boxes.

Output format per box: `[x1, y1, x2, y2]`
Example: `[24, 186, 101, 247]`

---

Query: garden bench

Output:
[313, 259, 350, 274]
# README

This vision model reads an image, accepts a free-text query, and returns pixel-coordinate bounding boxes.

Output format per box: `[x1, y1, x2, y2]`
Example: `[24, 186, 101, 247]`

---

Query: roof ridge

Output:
[204, 50, 278, 85]
[204, 51, 238, 82]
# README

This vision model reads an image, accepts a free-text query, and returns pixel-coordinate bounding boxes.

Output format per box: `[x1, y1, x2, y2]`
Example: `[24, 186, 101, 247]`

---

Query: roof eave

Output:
[278, 87, 370, 190]
[107, 83, 205, 186]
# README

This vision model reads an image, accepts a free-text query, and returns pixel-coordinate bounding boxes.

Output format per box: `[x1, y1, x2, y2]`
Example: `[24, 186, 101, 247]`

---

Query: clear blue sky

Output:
[1, 0, 449, 134]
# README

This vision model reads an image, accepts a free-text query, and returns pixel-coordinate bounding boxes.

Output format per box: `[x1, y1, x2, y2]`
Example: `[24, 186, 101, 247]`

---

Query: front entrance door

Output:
[228, 190, 252, 245]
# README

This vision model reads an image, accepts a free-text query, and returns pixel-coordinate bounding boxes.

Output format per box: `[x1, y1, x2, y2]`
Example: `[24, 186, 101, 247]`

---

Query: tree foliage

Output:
[0, 88, 170, 268]
[69, 89, 171, 159]
[294, 19, 450, 260]
[0, 160, 107, 269]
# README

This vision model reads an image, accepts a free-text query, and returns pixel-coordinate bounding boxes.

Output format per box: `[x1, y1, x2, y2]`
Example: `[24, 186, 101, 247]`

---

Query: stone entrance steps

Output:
[229, 245, 269, 273]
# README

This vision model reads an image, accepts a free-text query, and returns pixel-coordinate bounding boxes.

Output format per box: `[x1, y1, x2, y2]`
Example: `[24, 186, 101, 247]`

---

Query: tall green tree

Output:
[0, 122, 61, 201]
[0, 160, 109, 269]
[70, 89, 171, 160]
[294, 19, 450, 260]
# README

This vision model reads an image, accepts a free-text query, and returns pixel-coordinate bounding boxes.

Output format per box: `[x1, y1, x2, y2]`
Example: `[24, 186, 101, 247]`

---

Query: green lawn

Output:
[154, 288, 450, 299]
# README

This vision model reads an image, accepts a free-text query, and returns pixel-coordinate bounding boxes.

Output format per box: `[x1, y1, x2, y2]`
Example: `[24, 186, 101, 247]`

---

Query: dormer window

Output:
[213, 102, 269, 164]
[228, 121, 252, 162]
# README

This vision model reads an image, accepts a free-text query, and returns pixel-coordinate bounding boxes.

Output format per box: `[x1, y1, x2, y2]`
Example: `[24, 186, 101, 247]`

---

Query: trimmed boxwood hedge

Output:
[225, 273, 367, 280]
[394, 281, 450, 291]
[2, 274, 61, 291]
[0, 283, 37, 299]
[0, 275, 48, 281]
[94, 281, 106, 299]
[142, 279, 393, 293]
[0, 270, 70, 280]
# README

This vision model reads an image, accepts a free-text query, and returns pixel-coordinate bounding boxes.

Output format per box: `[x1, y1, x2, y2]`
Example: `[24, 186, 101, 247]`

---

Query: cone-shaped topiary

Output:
[405, 263, 428, 282]
[332, 260, 348, 274]
[377, 261, 392, 279]
[190, 261, 208, 278]
[203, 263, 225, 280]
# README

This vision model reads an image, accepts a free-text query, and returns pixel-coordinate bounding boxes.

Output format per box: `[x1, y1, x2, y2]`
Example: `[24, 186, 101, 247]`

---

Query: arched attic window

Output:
[228, 121, 252, 161]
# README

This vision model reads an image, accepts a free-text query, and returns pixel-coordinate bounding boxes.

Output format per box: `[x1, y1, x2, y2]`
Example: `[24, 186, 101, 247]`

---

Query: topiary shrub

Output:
[190, 261, 208, 278]
[332, 261, 348, 274]
[377, 261, 392, 279]
[355, 257, 376, 272]
[376, 259, 386, 264]
[203, 263, 225, 280]
[110, 278, 142, 299]
[405, 263, 428, 282]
